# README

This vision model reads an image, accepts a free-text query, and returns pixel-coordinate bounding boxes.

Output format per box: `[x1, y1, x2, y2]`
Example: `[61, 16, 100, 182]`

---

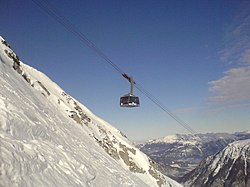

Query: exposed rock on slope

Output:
[181, 139, 250, 187]
[0, 36, 181, 187]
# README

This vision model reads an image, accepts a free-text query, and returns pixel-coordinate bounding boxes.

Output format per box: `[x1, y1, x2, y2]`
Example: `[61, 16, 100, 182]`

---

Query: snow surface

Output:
[209, 139, 250, 177]
[148, 132, 250, 145]
[0, 36, 182, 187]
[182, 138, 250, 186]
[150, 134, 201, 146]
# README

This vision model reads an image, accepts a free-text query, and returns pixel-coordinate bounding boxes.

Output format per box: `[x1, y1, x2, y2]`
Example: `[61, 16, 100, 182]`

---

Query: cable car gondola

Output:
[120, 94, 140, 107]
[120, 74, 140, 107]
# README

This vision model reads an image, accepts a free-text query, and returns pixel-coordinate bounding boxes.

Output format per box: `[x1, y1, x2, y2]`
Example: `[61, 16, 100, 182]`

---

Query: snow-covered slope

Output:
[0, 36, 181, 187]
[181, 139, 250, 187]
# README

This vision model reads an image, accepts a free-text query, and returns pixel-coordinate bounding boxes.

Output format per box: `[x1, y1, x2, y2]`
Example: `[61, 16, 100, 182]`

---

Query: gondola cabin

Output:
[120, 74, 140, 108]
[120, 94, 140, 107]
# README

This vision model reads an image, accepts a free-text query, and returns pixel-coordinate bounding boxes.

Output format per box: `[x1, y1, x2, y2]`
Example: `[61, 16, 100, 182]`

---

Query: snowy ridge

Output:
[151, 134, 201, 145]
[209, 139, 250, 176]
[149, 133, 243, 144]
[0, 36, 181, 187]
[181, 139, 250, 187]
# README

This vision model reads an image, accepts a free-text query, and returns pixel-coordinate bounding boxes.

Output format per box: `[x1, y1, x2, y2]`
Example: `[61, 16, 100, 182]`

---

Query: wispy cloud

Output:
[174, 106, 200, 114]
[239, 48, 250, 65]
[207, 102, 250, 114]
[208, 67, 250, 103]
[220, 11, 250, 65]
[209, 4, 250, 105]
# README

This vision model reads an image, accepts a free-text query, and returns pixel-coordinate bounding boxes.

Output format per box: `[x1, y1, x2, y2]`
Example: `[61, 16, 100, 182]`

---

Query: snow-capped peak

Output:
[181, 139, 250, 187]
[222, 139, 250, 160]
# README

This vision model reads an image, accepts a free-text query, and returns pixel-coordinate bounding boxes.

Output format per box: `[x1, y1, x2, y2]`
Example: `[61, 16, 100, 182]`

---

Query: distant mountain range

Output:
[136, 131, 250, 181]
[180, 139, 250, 187]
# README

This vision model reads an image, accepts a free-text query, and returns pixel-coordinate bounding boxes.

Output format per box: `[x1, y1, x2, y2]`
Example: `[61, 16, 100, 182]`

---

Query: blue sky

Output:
[1, 0, 250, 140]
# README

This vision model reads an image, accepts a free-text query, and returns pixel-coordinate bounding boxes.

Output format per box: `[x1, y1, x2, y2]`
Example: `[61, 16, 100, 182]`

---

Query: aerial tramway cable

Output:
[31, 0, 198, 135]
[31, 0, 124, 76]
